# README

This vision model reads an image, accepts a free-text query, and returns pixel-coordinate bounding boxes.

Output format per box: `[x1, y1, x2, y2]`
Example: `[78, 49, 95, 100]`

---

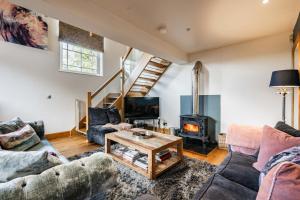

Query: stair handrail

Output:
[122, 47, 133, 65]
[91, 69, 123, 98]
[91, 47, 132, 99]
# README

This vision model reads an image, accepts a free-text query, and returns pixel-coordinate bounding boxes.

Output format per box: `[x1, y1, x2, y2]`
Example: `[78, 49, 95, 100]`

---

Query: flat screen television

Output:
[125, 97, 159, 119]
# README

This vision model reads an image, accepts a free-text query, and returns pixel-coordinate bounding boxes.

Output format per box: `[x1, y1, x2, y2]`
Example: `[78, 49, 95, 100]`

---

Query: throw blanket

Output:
[260, 145, 300, 184]
[226, 124, 262, 155]
[102, 123, 132, 131]
[0, 150, 62, 182]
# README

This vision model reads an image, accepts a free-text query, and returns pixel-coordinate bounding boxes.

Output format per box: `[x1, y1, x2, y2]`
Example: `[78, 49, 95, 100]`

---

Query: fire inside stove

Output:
[183, 123, 200, 133]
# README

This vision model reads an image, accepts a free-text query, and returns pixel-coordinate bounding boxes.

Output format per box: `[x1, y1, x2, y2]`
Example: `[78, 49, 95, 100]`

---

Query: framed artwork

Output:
[0, 0, 48, 49]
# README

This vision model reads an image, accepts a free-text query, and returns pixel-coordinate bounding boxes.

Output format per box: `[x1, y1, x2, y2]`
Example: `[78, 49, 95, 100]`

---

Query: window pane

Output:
[68, 51, 81, 67]
[62, 42, 67, 49]
[82, 48, 92, 55]
[68, 43, 82, 52]
[82, 54, 92, 69]
[82, 68, 96, 73]
[62, 64, 68, 70]
[91, 56, 97, 69]
[62, 49, 68, 65]
[69, 66, 81, 72]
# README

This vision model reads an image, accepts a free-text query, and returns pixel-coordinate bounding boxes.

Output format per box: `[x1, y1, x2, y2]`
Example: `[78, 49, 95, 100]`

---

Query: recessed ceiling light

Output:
[262, 0, 269, 4]
[158, 26, 167, 34]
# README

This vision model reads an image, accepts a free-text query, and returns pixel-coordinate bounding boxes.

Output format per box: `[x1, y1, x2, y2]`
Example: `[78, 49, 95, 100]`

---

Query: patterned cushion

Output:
[0, 150, 62, 183]
[0, 125, 40, 150]
[0, 117, 26, 134]
[107, 107, 121, 124]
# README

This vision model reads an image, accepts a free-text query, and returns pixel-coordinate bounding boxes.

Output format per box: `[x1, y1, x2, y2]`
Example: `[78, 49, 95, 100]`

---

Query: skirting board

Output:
[45, 131, 71, 140]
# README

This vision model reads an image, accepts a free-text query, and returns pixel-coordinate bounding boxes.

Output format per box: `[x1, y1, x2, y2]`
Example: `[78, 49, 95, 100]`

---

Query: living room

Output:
[1, 0, 300, 199]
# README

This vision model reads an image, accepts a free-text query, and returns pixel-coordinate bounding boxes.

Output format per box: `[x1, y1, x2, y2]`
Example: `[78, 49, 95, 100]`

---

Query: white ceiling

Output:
[92, 0, 300, 53]
[11, 0, 300, 63]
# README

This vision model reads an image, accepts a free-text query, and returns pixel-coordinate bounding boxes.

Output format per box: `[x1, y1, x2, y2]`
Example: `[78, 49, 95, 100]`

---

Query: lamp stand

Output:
[278, 89, 288, 123]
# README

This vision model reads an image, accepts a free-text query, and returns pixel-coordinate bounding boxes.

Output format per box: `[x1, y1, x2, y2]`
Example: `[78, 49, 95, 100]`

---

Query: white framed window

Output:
[60, 42, 103, 76]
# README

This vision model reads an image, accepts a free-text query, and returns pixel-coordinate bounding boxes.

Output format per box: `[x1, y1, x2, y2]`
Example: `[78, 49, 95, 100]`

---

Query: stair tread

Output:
[127, 92, 146, 97]
[133, 83, 151, 88]
[138, 76, 158, 81]
[143, 69, 162, 75]
[145, 66, 165, 73]
[148, 61, 168, 68]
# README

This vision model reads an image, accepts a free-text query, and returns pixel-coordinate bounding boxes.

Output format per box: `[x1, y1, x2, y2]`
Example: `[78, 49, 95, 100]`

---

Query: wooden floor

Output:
[48, 133, 228, 165]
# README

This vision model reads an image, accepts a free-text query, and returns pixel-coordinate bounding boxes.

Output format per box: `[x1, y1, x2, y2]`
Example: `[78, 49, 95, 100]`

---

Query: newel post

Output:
[86, 92, 92, 130]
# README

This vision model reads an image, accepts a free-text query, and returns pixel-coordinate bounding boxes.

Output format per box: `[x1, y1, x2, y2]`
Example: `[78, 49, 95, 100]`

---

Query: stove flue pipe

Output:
[192, 61, 203, 115]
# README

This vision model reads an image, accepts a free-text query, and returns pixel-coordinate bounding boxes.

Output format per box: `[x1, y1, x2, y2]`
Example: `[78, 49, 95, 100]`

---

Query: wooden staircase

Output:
[74, 47, 171, 135]
[125, 56, 171, 97]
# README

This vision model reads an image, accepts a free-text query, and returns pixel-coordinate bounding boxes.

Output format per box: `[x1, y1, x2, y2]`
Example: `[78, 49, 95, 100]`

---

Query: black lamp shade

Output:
[269, 69, 300, 87]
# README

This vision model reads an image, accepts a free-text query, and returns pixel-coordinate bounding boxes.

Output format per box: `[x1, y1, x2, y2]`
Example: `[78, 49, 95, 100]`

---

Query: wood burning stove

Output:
[179, 114, 216, 154]
[177, 61, 217, 154]
[180, 114, 215, 142]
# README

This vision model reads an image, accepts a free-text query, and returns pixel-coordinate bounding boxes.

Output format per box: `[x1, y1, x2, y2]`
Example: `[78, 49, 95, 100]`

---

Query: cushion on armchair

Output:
[88, 107, 109, 126]
[107, 107, 121, 124]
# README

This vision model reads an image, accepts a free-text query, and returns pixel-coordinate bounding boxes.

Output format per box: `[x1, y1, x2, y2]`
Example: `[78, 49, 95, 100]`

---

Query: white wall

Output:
[0, 18, 127, 133]
[149, 32, 293, 133]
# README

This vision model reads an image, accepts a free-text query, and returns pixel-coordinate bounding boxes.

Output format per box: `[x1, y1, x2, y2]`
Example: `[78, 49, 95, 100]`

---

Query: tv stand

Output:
[125, 118, 158, 130]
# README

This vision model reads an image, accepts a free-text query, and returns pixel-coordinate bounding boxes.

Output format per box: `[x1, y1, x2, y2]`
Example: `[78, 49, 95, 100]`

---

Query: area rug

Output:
[68, 147, 216, 200]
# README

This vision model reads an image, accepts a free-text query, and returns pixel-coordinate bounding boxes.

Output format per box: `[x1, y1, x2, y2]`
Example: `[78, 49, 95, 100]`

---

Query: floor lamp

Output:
[269, 69, 300, 123]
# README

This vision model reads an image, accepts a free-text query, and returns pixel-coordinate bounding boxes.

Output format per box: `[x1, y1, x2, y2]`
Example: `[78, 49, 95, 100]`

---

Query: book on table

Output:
[123, 149, 140, 163]
[134, 156, 148, 170]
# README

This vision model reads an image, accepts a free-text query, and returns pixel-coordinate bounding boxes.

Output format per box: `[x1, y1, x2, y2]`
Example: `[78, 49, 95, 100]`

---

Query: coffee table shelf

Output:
[105, 130, 183, 179]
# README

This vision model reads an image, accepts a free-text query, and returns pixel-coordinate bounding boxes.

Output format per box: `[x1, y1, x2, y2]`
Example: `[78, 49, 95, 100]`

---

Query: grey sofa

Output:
[0, 120, 117, 200]
[194, 121, 300, 200]
[194, 151, 259, 200]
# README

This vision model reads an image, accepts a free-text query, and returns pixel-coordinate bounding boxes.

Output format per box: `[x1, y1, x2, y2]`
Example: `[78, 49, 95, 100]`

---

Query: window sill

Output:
[59, 69, 102, 77]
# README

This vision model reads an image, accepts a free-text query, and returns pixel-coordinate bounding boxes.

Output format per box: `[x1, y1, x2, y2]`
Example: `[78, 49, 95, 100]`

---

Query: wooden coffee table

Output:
[105, 129, 183, 179]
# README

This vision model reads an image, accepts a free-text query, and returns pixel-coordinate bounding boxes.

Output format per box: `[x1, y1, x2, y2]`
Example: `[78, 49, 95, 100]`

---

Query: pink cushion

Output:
[230, 145, 258, 155]
[256, 162, 300, 200]
[253, 125, 300, 171]
[226, 124, 262, 155]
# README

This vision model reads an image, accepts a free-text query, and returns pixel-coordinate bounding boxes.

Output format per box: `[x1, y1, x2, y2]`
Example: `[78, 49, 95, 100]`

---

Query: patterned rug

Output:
[68, 147, 216, 200]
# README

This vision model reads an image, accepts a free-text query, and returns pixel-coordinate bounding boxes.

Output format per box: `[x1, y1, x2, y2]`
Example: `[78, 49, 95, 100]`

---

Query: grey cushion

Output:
[0, 117, 26, 134]
[194, 174, 257, 200]
[0, 153, 117, 200]
[28, 121, 45, 139]
[0, 150, 62, 183]
[89, 107, 109, 126]
[217, 152, 260, 191]
[275, 121, 300, 137]
[107, 107, 121, 124]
